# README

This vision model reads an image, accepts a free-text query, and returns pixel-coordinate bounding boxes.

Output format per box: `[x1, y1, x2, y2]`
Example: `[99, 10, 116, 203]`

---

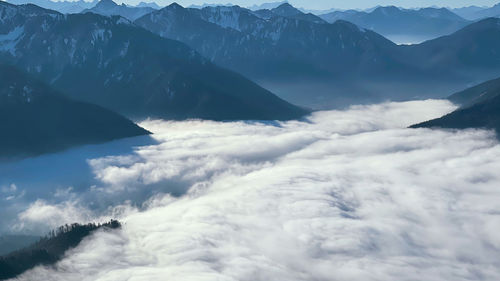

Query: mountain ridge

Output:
[319, 5, 470, 43]
[135, 3, 499, 108]
[82, 0, 155, 20]
[0, 2, 308, 121]
[0, 63, 150, 159]
[411, 75, 500, 136]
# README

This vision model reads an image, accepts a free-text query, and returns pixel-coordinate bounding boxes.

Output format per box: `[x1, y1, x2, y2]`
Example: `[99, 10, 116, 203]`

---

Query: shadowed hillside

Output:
[0, 220, 121, 280]
[411, 76, 500, 136]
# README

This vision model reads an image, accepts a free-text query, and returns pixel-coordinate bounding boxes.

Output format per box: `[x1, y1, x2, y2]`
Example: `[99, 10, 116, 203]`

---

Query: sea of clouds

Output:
[7, 100, 500, 281]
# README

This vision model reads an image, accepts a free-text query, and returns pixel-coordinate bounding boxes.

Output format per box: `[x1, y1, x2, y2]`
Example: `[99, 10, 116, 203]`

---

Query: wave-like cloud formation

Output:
[15, 100, 500, 281]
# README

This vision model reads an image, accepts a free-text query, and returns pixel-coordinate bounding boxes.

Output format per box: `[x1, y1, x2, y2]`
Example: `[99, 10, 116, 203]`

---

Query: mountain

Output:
[319, 9, 359, 23]
[188, 3, 233, 9]
[82, 0, 155, 21]
[319, 6, 470, 43]
[0, 2, 307, 121]
[0, 63, 149, 158]
[248, 1, 286, 11]
[6, 0, 98, 13]
[270, 3, 326, 23]
[0, 221, 120, 280]
[452, 5, 488, 20]
[270, 2, 300, 17]
[411, 95, 500, 135]
[448, 77, 500, 107]
[411, 77, 500, 135]
[136, 1, 160, 9]
[298, 7, 338, 16]
[401, 18, 500, 77]
[193, 5, 266, 31]
[136, 3, 484, 109]
[455, 3, 500, 20]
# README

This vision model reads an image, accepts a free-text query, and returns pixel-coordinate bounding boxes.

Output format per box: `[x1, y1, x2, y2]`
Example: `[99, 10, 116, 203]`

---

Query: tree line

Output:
[0, 220, 121, 280]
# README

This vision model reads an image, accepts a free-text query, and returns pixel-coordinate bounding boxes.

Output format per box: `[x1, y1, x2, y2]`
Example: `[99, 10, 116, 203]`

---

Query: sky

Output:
[144, 0, 500, 10]
[5, 99, 500, 280]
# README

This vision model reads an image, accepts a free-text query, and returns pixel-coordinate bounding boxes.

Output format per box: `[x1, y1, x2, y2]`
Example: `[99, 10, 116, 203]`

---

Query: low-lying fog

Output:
[3, 100, 500, 281]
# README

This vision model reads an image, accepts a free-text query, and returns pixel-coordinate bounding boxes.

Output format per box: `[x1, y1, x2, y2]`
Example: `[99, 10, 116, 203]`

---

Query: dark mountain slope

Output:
[0, 221, 120, 280]
[411, 95, 500, 135]
[0, 64, 149, 159]
[412, 76, 500, 135]
[448, 77, 500, 107]
[0, 2, 307, 120]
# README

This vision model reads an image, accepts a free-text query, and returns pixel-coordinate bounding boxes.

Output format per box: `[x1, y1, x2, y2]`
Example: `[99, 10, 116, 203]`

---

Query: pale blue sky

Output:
[142, 0, 499, 10]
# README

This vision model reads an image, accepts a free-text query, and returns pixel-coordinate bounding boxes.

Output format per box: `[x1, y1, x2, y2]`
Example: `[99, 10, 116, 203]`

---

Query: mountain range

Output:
[5, 0, 98, 13]
[135, 2, 500, 109]
[0, 63, 149, 159]
[452, 3, 500, 20]
[135, 3, 410, 108]
[5, 0, 163, 14]
[451, 6, 488, 20]
[319, 6, 470, 43]
[82, 0, 155, 20]
[248, 1, 286, 11]
[0, 1, 307, 121]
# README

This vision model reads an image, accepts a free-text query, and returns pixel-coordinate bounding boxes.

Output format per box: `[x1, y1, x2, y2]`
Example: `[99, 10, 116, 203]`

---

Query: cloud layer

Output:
[13, 100, 500, 281]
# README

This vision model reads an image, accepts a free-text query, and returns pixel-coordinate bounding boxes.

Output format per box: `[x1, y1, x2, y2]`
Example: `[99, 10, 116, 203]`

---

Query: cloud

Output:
[12, 200, 93, 234]
[13, 100, 500, 281]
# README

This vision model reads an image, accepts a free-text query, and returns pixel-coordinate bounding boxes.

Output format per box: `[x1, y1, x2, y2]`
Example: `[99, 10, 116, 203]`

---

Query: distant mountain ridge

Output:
[451, 5, 488, 20]
[453, 3, 500, 20]
[0, 1, 308, 121]
[135, 3, 500, 109]
[136, 1, 160, 9]
[82, 0, 155, 20]
[6, 0, 98, 13]
[319, 6, 470, 43]
[270, 3, 325, 23]
[136, 3, 415, 108]
[248, 1, 286, 11]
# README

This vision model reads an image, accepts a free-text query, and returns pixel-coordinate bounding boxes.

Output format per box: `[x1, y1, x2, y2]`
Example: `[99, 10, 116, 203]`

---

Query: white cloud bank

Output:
[14, 100, 500, 281]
